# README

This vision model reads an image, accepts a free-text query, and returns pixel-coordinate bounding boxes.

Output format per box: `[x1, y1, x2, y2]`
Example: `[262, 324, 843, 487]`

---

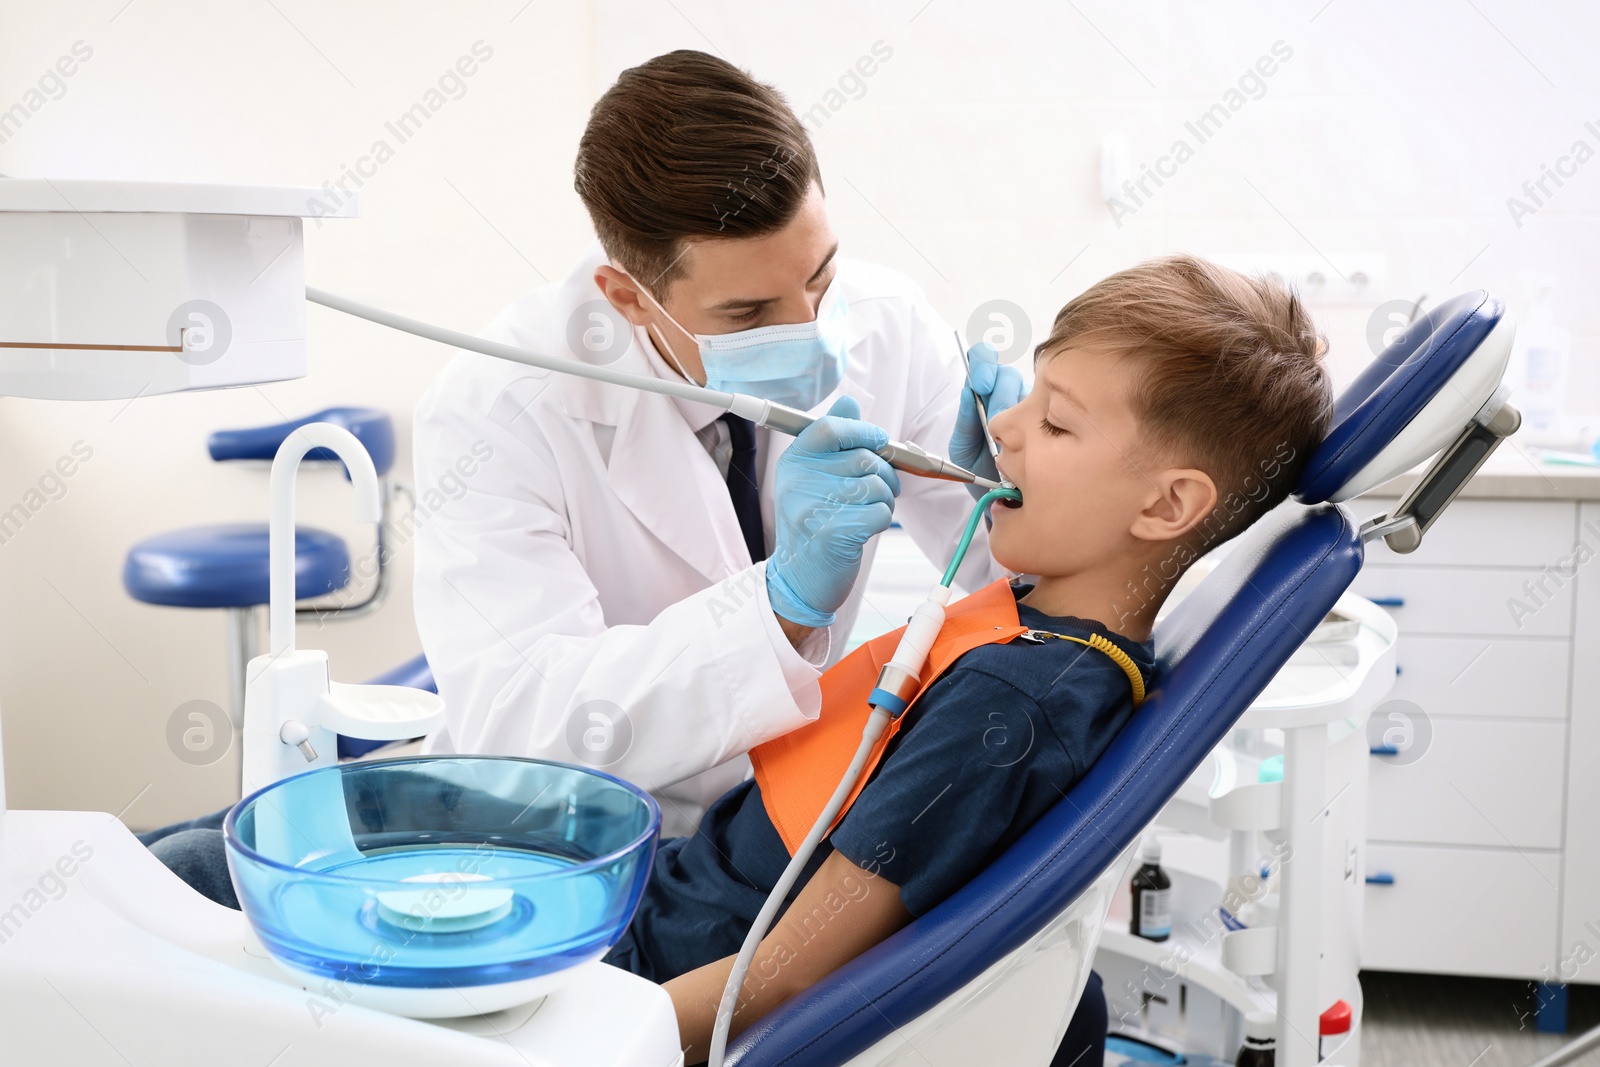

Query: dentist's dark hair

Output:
[575, 50, 822, 293]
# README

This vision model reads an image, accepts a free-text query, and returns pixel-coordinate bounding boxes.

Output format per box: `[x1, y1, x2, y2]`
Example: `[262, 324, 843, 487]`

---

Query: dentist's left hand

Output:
[767, 396, 902, 631]
[950, 341, 1025, 498]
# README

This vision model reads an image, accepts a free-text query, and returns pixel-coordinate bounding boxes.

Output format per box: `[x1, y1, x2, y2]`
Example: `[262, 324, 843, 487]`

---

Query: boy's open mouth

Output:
[994, 461, 1023, 507]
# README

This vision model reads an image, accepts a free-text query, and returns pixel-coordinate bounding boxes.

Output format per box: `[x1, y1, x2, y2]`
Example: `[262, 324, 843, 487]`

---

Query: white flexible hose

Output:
[303, 287, 993, 489]
[706, 706, 892, 1067]
[704, 492, 1006, 1064]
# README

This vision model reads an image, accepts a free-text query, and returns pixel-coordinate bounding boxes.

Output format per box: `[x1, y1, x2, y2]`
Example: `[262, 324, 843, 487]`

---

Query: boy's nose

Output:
[988, 401, 1020, 452]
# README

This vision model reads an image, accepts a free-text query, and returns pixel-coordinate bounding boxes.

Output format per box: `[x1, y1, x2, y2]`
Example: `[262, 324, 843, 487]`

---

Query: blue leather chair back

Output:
[207, 406, 396, 478]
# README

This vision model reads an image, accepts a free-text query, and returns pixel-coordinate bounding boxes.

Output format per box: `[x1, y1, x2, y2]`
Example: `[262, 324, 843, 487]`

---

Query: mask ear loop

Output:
[620, 269, 702, 385]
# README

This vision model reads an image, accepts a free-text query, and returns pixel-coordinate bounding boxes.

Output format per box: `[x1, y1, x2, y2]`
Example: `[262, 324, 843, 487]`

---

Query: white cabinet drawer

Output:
[1390, 636, 1569, 720]
[1367, 718, 1566, 848]
[1361, 497, 1577, 567]
[1362, 843, 1558, 978]
[1350, 567, 1573, 637]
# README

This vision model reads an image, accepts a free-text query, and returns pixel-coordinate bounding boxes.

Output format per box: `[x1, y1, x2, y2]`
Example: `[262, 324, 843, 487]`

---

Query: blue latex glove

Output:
[950, 342, 1026, 499]
[767, 396, 903, 628]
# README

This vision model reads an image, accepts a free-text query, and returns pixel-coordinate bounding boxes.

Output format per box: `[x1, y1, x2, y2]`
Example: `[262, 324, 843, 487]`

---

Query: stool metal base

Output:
[224, 605, 261, 792]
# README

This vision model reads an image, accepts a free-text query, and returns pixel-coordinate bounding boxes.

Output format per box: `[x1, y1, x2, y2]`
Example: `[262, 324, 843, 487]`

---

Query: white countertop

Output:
[1371, 439, 1600, 501]
[0, 178, 358, 217]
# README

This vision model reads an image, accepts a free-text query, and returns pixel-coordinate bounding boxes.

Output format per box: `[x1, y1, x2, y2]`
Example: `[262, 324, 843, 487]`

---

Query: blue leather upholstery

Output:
[728, 291, 1500, 1067]
[336, 654, 436, 760]
[1295, 291, 1501, 504]
[122, 524, 349, 608]
[207, 406, 396, 478]
[363, 652, 436, 693]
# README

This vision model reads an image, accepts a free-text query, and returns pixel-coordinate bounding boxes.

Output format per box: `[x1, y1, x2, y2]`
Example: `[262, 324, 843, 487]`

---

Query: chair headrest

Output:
[1295, 290, 1512, 504]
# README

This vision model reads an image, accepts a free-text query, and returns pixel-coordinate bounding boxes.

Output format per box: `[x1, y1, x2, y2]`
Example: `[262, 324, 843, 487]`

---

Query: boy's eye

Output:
[726, 308, 762, 325]
[1040, 417, 1069, 437]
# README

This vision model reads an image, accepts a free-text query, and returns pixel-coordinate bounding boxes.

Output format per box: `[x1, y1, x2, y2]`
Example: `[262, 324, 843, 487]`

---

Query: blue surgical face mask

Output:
[632, 274, 851, 412]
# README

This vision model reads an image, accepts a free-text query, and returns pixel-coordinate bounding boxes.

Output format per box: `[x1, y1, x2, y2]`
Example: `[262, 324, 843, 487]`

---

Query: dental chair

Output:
[727, 290, 1518, 1067]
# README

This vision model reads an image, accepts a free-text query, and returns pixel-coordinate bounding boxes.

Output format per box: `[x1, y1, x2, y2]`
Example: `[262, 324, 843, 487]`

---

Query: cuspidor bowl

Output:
[224, 756, 659, 1018]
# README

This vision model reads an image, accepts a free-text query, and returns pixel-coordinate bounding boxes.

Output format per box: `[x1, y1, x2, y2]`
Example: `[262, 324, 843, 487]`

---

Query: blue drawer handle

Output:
[1368, 596, 1405, 607]
[1366, 872, 1395, 885]
[1370, 744, 1400, 756]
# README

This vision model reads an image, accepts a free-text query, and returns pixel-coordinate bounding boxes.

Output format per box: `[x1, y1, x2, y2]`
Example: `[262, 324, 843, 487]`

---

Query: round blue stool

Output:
[123, 524, 351, 609]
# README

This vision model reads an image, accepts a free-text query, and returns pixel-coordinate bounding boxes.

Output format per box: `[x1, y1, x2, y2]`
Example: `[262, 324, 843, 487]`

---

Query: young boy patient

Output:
[607, 254, 1333, 1060]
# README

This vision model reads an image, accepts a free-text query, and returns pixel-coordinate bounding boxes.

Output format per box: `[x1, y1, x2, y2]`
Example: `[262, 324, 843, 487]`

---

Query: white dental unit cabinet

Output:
[1358, 448, 1600, 987]
[0, 180, 343, 400]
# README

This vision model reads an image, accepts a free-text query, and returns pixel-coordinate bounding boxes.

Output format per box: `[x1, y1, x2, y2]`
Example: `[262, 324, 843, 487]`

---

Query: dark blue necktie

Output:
[720, 413, 767, 563]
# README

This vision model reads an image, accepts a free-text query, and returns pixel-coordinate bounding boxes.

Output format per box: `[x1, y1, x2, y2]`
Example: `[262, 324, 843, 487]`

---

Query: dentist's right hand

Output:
[767, 395, 902, 635]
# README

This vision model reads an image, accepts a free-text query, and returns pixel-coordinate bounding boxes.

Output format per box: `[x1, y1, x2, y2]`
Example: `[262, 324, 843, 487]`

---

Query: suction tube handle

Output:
[867, 586, 952, 715]
[710, 583, 951, 1063]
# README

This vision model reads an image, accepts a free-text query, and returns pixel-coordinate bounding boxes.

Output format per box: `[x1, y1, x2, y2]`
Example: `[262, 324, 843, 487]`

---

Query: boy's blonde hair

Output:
[1040, 254, 1332, 546]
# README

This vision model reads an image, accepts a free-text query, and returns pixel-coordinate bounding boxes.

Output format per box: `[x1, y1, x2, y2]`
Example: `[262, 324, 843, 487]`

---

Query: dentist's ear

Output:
[593, 266, 654, 326]
[1130, 467, 1218, 543]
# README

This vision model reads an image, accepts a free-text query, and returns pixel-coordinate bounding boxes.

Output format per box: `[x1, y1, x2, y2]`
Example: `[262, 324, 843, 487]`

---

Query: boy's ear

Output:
[1130, 467, 1218, 544]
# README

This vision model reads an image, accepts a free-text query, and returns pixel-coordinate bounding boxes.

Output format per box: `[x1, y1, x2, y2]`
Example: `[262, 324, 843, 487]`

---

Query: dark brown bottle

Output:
[1236, 1011, 1276, 1066]
[1130, 837, 1171, 941]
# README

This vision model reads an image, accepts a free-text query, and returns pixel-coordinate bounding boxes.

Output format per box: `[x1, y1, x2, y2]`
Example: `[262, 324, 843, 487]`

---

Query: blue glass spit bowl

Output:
[224, 756, 659, 1018]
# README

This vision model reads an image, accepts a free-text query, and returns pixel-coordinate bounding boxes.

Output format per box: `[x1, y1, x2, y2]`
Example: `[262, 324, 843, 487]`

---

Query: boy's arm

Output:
[664, 849, 911, 1063]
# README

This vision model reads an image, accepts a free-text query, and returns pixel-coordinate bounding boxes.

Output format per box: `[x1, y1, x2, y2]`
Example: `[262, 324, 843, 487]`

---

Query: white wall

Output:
[2, 0, 1597, 823]
[0, 0, 599, 825]
[597, 0, 1600, 394]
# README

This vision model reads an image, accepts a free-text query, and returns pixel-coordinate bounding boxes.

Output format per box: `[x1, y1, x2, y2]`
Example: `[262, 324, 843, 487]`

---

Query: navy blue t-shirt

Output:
[603, 586, 1154, 984]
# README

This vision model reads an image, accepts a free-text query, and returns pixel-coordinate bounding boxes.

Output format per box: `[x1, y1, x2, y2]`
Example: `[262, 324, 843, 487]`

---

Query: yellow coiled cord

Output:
[1023, 630, 1147, 707]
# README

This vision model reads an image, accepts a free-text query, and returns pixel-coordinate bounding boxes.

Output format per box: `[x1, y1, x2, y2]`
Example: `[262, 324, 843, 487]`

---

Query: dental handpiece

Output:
[726, 394, 1003, 490]
[305, 286, 1004, 491]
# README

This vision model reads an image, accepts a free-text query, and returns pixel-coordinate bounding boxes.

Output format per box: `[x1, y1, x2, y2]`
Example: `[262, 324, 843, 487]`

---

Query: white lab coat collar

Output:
[821, 310, 876, 419]
[636, 325, 727, 433]
[539, 244, 744, 581]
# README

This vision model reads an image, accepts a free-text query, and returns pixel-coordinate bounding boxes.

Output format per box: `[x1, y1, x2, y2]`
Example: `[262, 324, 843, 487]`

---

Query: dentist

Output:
[412, 50, 1015, 835]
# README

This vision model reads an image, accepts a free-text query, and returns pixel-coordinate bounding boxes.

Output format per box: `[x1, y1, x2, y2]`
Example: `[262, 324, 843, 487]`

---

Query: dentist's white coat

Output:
[413, 245, 998, 835]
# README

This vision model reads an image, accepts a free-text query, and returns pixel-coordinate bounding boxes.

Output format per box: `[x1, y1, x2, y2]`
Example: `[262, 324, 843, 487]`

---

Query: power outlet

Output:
[1210, 253, 1388, 306]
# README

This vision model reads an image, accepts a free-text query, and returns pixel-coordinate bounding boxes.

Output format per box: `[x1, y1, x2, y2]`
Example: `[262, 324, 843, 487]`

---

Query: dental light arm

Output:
[707, 487, 1021, 1067]
[305, 287, 1000, 491]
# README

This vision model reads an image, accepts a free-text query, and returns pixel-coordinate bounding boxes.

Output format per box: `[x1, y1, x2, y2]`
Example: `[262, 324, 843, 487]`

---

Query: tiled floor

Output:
[1361, 971, 1600, 1067]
